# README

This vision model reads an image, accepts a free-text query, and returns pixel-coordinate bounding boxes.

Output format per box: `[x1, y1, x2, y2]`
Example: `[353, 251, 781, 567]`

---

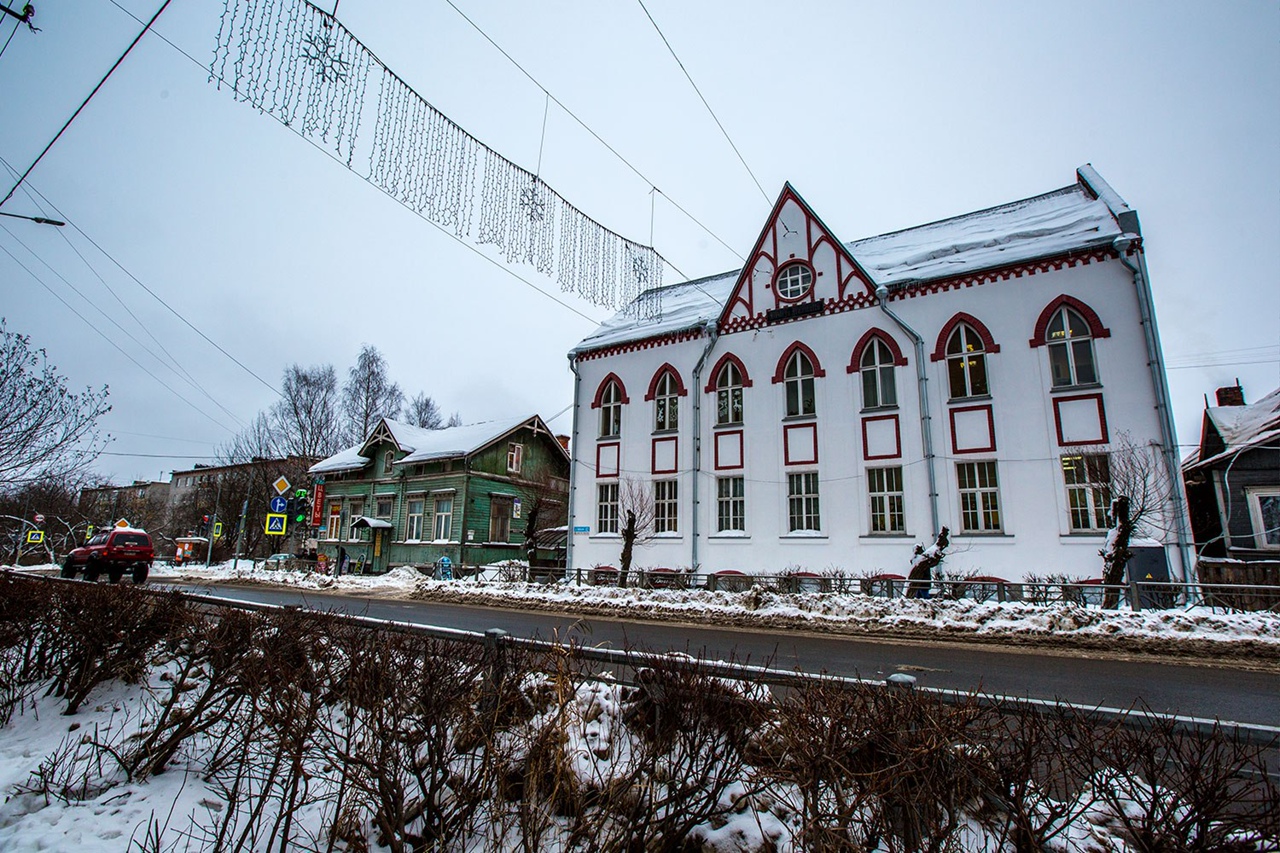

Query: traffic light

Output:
[294, 488, 310, 524]
[200, 515, 210, 535]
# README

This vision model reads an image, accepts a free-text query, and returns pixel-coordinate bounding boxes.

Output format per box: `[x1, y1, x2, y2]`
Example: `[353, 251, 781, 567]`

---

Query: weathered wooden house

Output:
[308, 415, 570, 573]
[1183, 384, 1280, 560]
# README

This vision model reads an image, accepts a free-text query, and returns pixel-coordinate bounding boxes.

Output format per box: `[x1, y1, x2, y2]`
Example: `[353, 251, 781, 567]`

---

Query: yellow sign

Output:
[115, 518, 131, 528]
[273, 476, 291, 496]
[25, 530, 44, 545]
[213, 521, 224, 539]
[264, 513, 288, 535]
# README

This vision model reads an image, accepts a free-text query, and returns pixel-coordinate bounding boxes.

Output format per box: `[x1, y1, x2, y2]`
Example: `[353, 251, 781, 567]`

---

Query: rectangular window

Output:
[716, 476, 745, 532]
[868, 466, 906, 533]
[327, 501, 342, 541]
[787, 472, 821, 532]
[654, 479, 679, 534]
[957, 461, 1001, 533]
[507, 443, 524, 474]
[432, 497, 453, 541]
[406, 498, 425, 541]
[347, 499, 364, 540]
[597, 482, 619, 534]
[489, 496, 513, 542]
[1062, 454, 1110, 531]
[1247, 489, 1280, 549]
[375, 496, 393, 519]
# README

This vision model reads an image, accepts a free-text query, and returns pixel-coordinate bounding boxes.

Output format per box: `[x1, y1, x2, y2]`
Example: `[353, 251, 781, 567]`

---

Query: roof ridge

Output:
[846, 184, 1081, 246]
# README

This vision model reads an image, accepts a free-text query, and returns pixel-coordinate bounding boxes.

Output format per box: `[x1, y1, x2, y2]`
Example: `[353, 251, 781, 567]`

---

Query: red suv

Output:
[62, 528, 154, 584]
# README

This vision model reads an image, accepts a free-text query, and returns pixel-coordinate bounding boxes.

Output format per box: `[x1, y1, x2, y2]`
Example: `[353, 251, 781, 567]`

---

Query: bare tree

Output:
[270, 363, 341, 458]
[445, 411, 463, 428]
[405, 393, 443, 430]
[521, 469, 569, 569]
[216, 413, 277, 464]
[0, 320, 111, 491]
[617, 477, 655, 587]
[341, 345, 403, 444]
[907, 526, 949, 598]
[1100, 434, 1175, 607]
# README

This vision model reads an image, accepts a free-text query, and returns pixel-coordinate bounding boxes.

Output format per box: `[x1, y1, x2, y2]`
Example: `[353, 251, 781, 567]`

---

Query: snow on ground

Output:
[140, 562, 1280, 652]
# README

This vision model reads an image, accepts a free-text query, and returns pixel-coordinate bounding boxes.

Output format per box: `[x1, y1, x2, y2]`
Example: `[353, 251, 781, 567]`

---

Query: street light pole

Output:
[205, 475, 222, 568]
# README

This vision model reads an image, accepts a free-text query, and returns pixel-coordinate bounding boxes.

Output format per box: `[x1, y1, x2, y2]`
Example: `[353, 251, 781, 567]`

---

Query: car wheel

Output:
[132, 563, 149, 585]
[84, 559, 102, 583]
[60, 558, 77, 579]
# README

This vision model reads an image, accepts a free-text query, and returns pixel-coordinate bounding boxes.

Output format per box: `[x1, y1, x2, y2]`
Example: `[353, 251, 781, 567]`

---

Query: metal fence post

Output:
[1129, 578, 1143, 612]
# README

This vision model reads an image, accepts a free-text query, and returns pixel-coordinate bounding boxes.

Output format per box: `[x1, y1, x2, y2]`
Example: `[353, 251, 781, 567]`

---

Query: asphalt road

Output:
[167, 581, 1280, 729]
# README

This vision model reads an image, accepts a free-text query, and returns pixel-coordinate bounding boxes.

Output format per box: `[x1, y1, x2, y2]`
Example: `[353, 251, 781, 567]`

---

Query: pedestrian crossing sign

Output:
[264, 513, 287, 535]
[25, 530, 44, 544]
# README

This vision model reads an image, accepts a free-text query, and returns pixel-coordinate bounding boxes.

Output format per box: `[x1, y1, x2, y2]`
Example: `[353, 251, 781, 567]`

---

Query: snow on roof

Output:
[309, 415, 540, 475]
[571, 270, 738, 354]
[573, 174, 1125, 354]
[846, 183, 1122, 287]
[1190, 387, 1280, 468]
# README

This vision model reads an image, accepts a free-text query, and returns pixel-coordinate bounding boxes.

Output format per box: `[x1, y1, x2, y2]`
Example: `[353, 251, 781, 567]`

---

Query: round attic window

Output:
[774, 262, 813, 300]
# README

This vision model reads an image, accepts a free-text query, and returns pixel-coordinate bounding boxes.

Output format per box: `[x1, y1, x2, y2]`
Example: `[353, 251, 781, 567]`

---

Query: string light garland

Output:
[212, 0, 664, 316]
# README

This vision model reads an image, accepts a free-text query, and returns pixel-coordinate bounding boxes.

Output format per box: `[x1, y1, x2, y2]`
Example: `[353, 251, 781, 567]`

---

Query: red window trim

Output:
[931, 313, 1001, 363]
[643, 363, 689, 401]
[847, 328, 909, 374]
[703, 352, 754, 393]
[772, 260, 817, 304]
[1028, 295, 1112, 348]
[590, 373, 630, 409]
[771, 341, 827, 384]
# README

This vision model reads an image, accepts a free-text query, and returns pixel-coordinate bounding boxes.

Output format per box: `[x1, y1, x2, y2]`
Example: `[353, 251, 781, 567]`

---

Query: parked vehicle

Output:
[61, 528, 154, 584]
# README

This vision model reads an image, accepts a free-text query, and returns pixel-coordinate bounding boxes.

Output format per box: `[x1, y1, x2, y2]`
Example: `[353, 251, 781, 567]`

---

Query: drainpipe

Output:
[566, 354, 583, 583]
[1113, 234, 1193, 584]
[689, 323, 720, 571]
[876, 285, 941, 537]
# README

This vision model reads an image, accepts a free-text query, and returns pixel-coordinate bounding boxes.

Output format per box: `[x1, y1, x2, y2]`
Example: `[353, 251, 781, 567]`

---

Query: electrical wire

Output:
[634, 0, 770, 205]
[1, 0, 174, 208]
[0, 15, 20, 61]
[438, 0, 745, 264]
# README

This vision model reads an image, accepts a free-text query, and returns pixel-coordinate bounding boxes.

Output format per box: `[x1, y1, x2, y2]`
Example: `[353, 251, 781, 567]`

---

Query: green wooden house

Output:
[308, 415, 569, 574]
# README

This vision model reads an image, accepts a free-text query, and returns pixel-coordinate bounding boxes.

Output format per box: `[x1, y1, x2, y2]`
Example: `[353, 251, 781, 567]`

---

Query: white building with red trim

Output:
[566, 166, 1190, 582]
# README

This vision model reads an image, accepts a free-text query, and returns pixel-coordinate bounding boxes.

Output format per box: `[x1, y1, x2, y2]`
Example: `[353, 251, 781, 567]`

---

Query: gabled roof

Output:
[308, 414, 566, 475]
[571, 167, 1130, 356]
[1184, 387, 1280, 470]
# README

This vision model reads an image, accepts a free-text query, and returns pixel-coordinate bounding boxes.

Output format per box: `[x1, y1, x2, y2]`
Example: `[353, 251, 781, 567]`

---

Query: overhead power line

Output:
[1, 0, 174, 208]
[635, 0, 770, 205]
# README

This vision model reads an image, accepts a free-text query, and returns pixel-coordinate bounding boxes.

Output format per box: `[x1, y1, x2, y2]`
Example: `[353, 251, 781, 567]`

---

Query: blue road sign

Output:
[264, 513, 287, 535]
[269, 496, 288, 513]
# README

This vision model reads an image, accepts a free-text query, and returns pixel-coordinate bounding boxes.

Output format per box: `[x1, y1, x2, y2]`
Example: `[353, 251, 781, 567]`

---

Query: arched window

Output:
[785, 350, 816, 417]
[1046, 307, 1098, 387]
[715, 361, 744, 425]
[860, 338, 898, 409]
[946, 324, 989, 399]
[598, 380, 623, 438]
[653, 371, 679, 431]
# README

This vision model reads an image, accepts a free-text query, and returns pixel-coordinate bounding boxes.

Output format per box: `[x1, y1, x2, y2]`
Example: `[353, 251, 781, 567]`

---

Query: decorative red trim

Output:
[931, 313, 1001, 363]
[772, 260, 818, 305]
[713, 429, 744, 471]
[651, 436, 678, 475]
[643, 364, 688, 401]
[949, 404, 997, 455]
[595, 442, 620, 478]
[783, 422, 819, 466]
[590, 373, 630, 409]
[716, 247, 1119, 339]
[1052, 393, 1109, 447]
[1028, 295, 1112, 348]
[861, 414, 902, 461]
[847, 328, 909, 374]
[703, 352, 754, 393]
[575, 327, 708, 363]
[771, 341, 827, 384]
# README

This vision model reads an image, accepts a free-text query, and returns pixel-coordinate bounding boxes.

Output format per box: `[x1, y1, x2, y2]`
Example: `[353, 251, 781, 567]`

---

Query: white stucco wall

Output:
[568, 253, 1169, 582]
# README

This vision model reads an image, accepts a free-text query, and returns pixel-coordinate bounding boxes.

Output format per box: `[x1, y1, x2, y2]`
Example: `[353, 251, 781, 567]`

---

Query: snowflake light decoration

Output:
[302, 33, 349, 83]
[520, 180, 545, 222]
[631, 252, 650, 286]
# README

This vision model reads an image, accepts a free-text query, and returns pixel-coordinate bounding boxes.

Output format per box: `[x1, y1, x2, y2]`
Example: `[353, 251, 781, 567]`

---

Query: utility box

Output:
[1126, 540, 1173, 609]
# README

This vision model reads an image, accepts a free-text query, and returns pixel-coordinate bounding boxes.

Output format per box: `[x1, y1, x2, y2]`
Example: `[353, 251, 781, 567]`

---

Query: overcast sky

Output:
[1, 0, 1276, 485]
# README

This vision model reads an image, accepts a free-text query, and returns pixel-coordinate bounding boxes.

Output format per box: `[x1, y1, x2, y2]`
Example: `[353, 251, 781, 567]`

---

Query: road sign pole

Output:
[206, 475, 222, 569]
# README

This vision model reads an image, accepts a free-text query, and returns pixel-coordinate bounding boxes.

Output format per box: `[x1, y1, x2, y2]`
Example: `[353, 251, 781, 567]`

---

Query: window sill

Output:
[860, 405, 900, 415]
[781, 414, 818, 423]
[709, 532, 750, 540]
[1050, 383, 1103, 394]
[859, 533, 913, 539]
[956, 532, 1014, 539]
[781, 532, 828, 540]
[652, 533, 683, 540]
[651, 428, 679, 436]
[713, 422, 744, 430]
[482, 542, 519, 547]
[948, 394, 992, 404]
[598, 435, 621, 442]
[1060, 532, 1107, 538]
[590, 533, 621, 540]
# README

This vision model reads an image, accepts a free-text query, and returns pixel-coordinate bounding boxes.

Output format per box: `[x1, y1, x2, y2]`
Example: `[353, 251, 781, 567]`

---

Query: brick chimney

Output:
[1215, 385, 1246, 407]
[555, 434, 570, 451]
